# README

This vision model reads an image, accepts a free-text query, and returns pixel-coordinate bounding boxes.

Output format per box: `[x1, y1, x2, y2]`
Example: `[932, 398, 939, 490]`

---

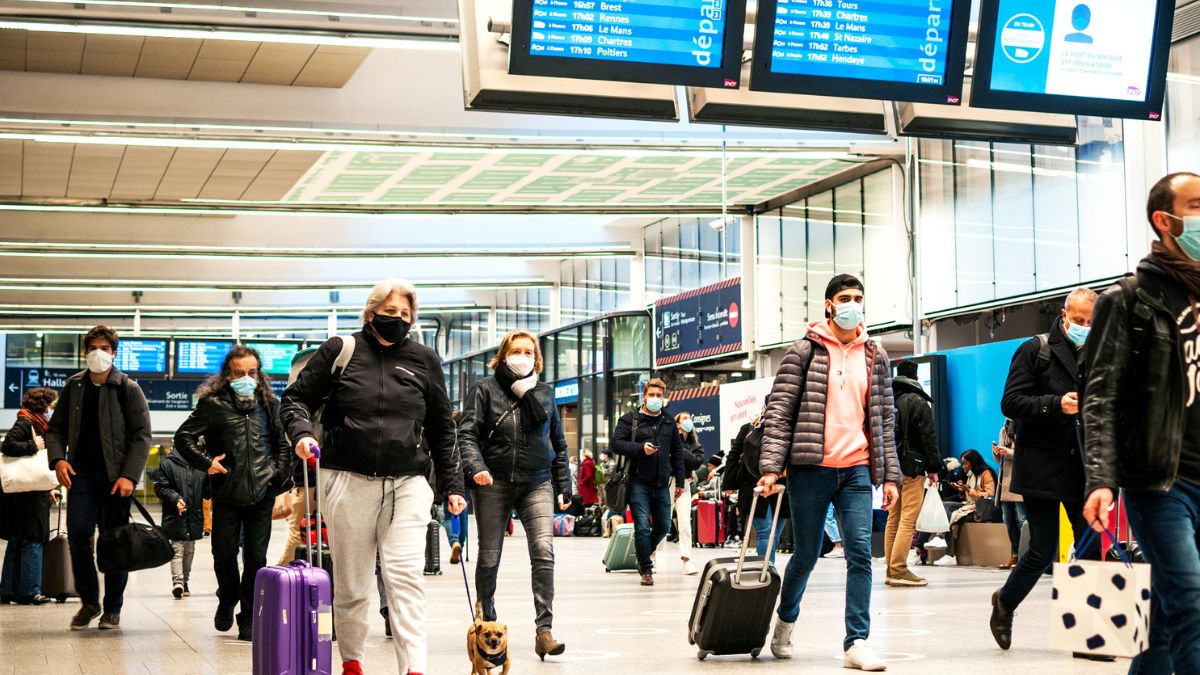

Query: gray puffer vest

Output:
[759, 332, 901, 486]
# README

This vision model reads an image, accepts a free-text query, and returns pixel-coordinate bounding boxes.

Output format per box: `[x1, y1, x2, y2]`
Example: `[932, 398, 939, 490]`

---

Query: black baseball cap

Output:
[825, 274, 865, 301]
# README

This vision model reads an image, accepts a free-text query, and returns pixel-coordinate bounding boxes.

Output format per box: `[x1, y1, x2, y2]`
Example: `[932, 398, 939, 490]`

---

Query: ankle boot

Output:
[535, 629, 565, 661]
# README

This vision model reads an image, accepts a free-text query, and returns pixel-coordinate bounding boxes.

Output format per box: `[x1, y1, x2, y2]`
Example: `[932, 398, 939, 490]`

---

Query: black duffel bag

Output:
[97, 497, 176, 574]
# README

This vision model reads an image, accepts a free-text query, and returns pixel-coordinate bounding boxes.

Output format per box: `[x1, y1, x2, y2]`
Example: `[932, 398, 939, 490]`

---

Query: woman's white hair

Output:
[360, 278, 419, 324]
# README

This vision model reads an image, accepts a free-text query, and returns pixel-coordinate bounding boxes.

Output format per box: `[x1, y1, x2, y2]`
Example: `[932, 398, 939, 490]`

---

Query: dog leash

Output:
[457, 514, 476, 622]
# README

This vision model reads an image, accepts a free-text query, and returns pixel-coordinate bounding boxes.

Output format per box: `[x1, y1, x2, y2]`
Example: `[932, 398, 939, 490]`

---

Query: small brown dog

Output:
[467, 601, 510, 675]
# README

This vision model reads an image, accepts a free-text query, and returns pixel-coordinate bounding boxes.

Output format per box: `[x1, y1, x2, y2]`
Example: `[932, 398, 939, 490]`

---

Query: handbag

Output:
[1049, 524, 1151, 659]
[0, 428, 59, 493]
[915, 483, 950, 533]
[97, 497, 176, 574]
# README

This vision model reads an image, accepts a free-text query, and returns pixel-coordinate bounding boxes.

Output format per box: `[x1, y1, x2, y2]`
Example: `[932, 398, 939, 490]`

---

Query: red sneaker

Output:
[342, 661, 363, 675]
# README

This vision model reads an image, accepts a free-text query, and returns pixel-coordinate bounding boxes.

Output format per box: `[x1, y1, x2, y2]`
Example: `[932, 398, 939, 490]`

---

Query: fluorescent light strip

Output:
[0, 20, 459, 50]
[0, 204, 724, 217]
[12, 0, 456, 24]
[0, 278, 550, 292]
[0, 241, 635, 260]
[0, 132, 853, 159]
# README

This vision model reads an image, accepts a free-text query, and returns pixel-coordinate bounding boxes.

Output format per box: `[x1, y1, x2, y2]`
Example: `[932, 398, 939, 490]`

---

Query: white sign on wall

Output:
[718, 376, 774, 446]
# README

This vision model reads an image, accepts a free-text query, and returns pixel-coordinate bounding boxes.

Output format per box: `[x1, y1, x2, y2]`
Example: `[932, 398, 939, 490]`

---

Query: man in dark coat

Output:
[991, 287, 1102, 659]
[884, 360, 940, 587]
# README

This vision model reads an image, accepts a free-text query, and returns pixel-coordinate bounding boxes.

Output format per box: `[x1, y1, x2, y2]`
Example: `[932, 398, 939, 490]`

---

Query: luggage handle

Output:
[733, 486, 785, 589]
[301, 446, 323, 571]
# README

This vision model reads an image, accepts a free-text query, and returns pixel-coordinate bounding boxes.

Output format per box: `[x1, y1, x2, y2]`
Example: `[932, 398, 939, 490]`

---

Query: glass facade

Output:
[644, 216, 742, 302]
[559, 257, 631, 324]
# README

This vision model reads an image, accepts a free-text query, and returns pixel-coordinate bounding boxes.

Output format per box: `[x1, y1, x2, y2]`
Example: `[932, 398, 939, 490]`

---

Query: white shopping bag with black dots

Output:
[1048, 527, 1152, 659]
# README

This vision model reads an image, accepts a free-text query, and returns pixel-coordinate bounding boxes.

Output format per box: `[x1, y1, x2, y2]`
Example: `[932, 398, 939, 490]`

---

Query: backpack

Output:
[742, 339, 817, 481]
[682, 442, 705, 473]
[287, 335, 356, 448]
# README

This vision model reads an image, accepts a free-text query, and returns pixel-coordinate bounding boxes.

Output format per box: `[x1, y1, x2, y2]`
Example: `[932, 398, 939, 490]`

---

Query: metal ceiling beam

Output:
[0, 277, 551, 292]
[0, 201, 730, 216]
[0, 242, 636, 260]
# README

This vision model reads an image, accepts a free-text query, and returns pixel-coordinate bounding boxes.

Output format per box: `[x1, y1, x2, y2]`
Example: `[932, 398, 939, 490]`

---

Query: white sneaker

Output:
[827, 546, 845, 559]
[844, 639, 887, 671]
[933, 555, 957, 567]
[682, 559, 699, 576]
[906, 549, 921, 566]
[925, 536, 948, 550]
[770, 619, 795, 659]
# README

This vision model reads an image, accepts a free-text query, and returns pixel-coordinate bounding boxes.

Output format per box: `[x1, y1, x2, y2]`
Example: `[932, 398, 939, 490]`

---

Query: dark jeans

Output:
[1001, 501, 1028, 556]
[778, 465, 874, 650]
[1126, 480, 1200, 675]
[67, 473, 131, 613]
[211, 494, 273, 628]
[998, 496, 1093, 610]
[0, 538, 43, 597]
[628, 480, 673, 574]
[474, 479, 556, 630]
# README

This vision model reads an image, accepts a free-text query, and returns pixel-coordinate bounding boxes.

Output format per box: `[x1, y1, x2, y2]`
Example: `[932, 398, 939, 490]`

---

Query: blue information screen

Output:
[987, 0, 1157, 103]
[113, 339, 167, 374]
[175, 341, 234, 375]
[768, 0, 955, 85]
[527, 0, 729, 68]
[246, 342, 300, 376]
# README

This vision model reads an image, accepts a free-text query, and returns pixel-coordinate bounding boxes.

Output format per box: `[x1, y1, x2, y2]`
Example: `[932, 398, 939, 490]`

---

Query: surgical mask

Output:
[1065, 320, 1090, 347]
[645, 396, 665, 413]
[230, 376, 257, 398]
[86, 349, 113, 374]
[1165, 212, 1200, 261]
[506, 354, 535, 377]
[370, 314, 411, 343]
[832, 301, 865, 330]
[681, 419, 695, 433]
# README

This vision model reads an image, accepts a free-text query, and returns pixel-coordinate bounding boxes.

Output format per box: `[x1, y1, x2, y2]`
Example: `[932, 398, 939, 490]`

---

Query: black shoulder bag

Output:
[602, 414, 637, 513]
[97, 496, 176, 574]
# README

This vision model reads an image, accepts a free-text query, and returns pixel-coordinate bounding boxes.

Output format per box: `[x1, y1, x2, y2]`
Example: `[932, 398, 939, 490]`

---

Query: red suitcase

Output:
[696, 499, 725, 547]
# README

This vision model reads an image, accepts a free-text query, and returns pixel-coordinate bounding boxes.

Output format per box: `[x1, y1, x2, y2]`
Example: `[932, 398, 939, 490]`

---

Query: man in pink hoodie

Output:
[758, 274, 901, 672]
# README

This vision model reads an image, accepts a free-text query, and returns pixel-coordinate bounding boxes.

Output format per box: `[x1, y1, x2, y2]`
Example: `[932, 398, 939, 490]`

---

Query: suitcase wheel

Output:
[697, 650, 710, 661]
[605, 569, 611, 573]
[751, 649, 761, 659]
[56, 595, 68, 604]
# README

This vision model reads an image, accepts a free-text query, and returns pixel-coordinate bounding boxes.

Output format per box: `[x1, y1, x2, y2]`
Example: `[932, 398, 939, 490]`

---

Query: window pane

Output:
[1032, 144, 1081, 290]
[5, 333, 40, 368]
[918, 139, 959, 312]
[780, 207, 809, 339]
[953, 141, 997, 306]
[991, 143, 1037, 298]
[557, 328, 579, 380]
[807, 193, 835, 321]
[612, 316, 650, 370]
[756, 211, 784, 346]
[1076, 117, 1128, 281]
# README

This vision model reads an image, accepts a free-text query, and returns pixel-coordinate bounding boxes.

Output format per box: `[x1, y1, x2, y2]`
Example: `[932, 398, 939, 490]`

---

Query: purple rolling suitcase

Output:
[253, 451, 333, 675]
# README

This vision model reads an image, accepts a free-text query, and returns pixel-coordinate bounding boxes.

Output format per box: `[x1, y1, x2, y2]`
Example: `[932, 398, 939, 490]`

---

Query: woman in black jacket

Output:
[669, 411, 704, 575]
[174, 346, 292, 641]
[459, 329, 572, 660]
[0, 387, 58, 605]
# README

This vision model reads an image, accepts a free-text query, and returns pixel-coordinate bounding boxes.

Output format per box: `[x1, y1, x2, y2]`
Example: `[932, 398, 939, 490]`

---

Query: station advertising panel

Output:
[750, 0, 972, 104]
[654, 277, 743, 367]
[971, 0, 1175, 119]
[509, 0, 748, 88]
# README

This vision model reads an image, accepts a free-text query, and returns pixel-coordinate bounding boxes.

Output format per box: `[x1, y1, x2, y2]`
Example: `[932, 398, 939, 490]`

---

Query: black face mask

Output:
[370, 315, 411, 344]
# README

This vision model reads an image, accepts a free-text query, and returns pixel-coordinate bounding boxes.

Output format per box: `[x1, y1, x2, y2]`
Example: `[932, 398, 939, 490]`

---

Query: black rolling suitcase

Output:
[42, 494, 76, 603]
[688, 488, 785, 661]
[423, 520, 441, 575]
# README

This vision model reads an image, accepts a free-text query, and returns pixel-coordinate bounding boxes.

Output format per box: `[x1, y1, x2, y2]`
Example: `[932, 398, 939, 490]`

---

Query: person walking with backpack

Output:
[174, 345, 293, 641]
[884, 359, 941, 587]
[663, 411, 703, 576]
[0, 387, 58, 605]
[151, 447, 208, 600]
[1082, 172, 1200, 674]
[46, 325, 152, 632]
[458, 329, 572, 660]
[990, 287, 1102, 661]
[283, 278, 466, 675]
[611, 378, 685, 587]
[757, 274, 900, 671]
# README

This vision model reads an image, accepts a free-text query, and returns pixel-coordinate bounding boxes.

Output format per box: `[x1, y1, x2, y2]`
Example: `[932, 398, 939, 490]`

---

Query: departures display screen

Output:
[750, 0, 971, 104]
[509, 0, 747, 88]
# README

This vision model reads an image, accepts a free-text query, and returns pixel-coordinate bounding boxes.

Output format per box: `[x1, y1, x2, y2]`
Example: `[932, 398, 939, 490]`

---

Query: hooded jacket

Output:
[152, 451, 209, 541]
[893, 376, 940, 478]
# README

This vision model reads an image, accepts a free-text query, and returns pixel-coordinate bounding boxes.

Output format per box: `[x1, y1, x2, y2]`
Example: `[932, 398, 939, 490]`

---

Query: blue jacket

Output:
[612, 409, 685, 488]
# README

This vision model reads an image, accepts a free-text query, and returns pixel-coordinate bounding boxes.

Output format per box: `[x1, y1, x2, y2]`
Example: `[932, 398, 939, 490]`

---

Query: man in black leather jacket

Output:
[1082, 172, 1200, 674]
[174, 345, 292, 641]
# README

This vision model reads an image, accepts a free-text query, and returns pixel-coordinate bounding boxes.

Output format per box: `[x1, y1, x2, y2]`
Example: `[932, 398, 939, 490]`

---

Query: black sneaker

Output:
[71, 604, 102, 631]
[98, 612, 121, 630]
[237, 624, 253, 642]
[182, 584, 191, 597]
[214, 604, 235, 632]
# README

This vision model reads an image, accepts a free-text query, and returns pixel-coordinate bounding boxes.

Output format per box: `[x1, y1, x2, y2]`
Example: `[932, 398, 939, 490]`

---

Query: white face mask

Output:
[506, 354, 535, 377]
[86, 349, 113, 374]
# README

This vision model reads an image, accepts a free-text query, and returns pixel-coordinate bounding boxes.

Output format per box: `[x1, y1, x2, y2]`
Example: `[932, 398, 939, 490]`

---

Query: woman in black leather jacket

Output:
[174, 345, 292, 642]
[458, 330, 571, 660]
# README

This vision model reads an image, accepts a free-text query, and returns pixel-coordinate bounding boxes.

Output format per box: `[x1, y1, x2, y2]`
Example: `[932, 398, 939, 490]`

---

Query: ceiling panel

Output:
[196, 149, 276, 200]
[0, 140, 22, 196]
[109, 146, 176, 200]
[240, 151, 324, 201]
[81, 34, 144, 77]
[188, 40, 259, 82]
[134, 37, 200, 79]
[241, 43, 316, 85]
[291, 45, 372, 87]
[66, 144, 125, 199]
[25, 32, 84, 73]
[21, 140, 74, 198]
[154, 148, 226, 199]
[0, 29, 26, 70]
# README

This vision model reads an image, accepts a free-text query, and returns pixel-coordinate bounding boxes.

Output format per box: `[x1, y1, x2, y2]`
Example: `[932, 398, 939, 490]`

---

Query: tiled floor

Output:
[0, 520, 1130, 674]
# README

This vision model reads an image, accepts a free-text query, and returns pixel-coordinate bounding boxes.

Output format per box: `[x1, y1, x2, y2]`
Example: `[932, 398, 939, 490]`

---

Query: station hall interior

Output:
[0, 0, 1198, 673]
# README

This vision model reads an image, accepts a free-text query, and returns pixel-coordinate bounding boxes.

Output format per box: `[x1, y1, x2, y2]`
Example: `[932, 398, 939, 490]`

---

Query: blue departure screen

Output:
[246, 342, 299, 376]
[527, 0, 729, 69]
[768, 0, 955, 85]
[175, 341, 234, 375]
[113, 339, 167, 374]
[987, 0, 1157, 103]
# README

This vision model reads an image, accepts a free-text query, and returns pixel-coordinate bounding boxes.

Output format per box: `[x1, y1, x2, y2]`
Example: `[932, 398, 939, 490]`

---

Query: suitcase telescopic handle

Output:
[734, 486, 785, 588]
[301, 445, 323, 571]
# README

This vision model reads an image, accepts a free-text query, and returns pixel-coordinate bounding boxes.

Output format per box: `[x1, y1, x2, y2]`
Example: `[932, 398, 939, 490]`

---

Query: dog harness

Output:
[481, 647, 507, 668]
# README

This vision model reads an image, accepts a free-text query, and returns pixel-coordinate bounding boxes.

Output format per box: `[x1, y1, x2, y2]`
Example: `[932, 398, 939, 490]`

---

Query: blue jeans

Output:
[628, 480, 672, 574]
[67, 473, 131, 613]
[1125, 480, 1200, 675]
[1001, 501, 1027, 556]
[0, 538, 43, 597]
[778, 465, 874, 649]
[753, 506, 783, 564]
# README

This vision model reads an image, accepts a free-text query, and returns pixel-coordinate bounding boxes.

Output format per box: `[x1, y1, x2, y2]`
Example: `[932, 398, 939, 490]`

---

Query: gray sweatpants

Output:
[170, 540, 195, 587]
[322, 469, 434, 673]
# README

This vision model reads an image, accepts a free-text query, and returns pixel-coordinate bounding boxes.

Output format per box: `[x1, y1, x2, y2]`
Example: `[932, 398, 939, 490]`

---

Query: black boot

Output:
[214, 603, 235, 632]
